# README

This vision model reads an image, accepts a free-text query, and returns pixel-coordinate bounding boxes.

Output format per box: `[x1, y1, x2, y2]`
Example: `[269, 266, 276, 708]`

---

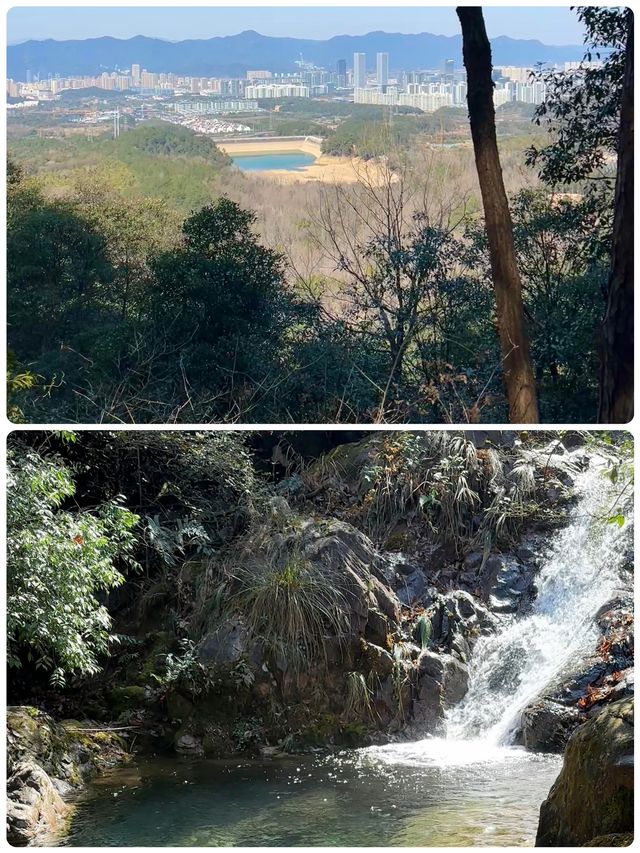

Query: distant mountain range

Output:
[7, 30, 586, 79]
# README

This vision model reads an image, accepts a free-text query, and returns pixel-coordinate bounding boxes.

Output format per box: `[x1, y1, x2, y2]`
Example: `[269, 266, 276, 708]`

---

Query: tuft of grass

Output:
[232, 546, 349, 674]
[391, 642, 413, 721]
[344, 671, 373, 720]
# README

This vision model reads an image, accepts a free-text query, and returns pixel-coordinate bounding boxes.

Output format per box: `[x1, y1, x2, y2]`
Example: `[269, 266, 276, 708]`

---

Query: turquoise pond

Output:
[57, 747, 561, 847]
[231, 152, 317, 172]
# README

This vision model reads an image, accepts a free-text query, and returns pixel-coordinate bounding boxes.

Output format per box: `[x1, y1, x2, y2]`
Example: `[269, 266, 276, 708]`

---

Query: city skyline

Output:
[8, 7, 587, 45]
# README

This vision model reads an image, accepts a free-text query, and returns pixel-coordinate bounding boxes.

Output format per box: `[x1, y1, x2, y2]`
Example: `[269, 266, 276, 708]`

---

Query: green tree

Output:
[468, 188, 608, 421]
[526, 7, 633, 422]
[7, 441, 139, 684]
[147, 198, 310, 413]
[71, 166, 178, 321]
[527, 7, 628, 193]
[7, 199, 114, 357]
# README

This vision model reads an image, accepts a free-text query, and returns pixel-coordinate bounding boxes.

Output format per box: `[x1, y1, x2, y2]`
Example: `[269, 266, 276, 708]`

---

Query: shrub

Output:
[7, 441, 139, 685]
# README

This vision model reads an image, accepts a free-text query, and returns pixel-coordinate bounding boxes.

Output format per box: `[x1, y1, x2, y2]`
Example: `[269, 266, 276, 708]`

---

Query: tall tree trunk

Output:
[598, 12, 634, 423]
[457, 6, 539, 423]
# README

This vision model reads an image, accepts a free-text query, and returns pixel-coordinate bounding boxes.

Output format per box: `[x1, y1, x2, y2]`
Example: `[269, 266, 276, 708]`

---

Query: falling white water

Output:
[363, 451, 631, 768]
[446, 457, 630, 746]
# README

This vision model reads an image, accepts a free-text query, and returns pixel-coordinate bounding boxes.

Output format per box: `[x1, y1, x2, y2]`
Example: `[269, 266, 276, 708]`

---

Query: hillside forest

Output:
[6, 7, 634, 425]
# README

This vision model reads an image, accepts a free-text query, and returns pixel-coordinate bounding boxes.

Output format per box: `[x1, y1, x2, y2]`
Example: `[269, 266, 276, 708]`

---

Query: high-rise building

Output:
[353, 52, 366, 89]
[376, 52, 389, 90]
[337, 58, 347, 87]
[131, 63, 141, 84]
[444, 58, 455, 80]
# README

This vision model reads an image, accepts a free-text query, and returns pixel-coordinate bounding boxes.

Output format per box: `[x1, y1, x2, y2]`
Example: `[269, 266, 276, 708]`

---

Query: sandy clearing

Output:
[218, 138, 322, 157]
[218, 137, 387, 185]
[250, 155, 387, 184]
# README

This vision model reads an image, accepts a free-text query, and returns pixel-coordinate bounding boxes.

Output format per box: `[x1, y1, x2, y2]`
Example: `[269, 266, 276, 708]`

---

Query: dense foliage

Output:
[116, 122, 232, 166]
[7, 439, 139, 684]
[6, 430, 262, 692]
[6, 154, 607, 423]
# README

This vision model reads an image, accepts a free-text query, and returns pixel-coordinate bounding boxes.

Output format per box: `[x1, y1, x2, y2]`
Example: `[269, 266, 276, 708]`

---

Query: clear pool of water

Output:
[60, 744, 561, 847]
[231, 152, 316, 172]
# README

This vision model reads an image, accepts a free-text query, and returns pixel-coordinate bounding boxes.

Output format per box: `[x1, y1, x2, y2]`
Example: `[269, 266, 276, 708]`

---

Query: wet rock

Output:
[174, 732, 204, 756]
[560, 431, 586, 450]
[522, 588, 634, 750]
[412, 651, 470, 733]
[536, 698, 634, 846]
[426, 590, 497, 657]
[520, 699, 584, 752]
[481, 554, 536, 614]
[7, 759, 71, 846]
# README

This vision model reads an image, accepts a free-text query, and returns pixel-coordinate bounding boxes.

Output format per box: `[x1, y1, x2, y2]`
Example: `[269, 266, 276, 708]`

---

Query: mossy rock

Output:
[109, 685, 149, 715]
[537, 698, 634, 846]
[300, 713, 341, 746]
[135, 631, 175, 685]
[339, 721, 370, 747]
[166, 691, 194, 722]
[7, 706, 50, 765]
[8, 706, 129, 807]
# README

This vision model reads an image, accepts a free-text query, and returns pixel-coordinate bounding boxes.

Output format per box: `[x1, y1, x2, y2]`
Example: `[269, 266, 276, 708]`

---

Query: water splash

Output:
[446, 459, 629, 746]
[365, 452, 630, 767]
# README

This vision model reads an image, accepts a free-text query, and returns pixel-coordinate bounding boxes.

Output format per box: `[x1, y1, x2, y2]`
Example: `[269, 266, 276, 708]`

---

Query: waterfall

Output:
[362, 453, 631, 767]
[445, 460, 630, 746]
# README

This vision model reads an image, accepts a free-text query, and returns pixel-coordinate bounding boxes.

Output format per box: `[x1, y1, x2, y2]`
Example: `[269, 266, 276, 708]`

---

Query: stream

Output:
[59, 457, 628, 847]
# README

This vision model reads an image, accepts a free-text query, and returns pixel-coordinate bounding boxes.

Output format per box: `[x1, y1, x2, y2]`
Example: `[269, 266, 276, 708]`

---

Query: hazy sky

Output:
[8, 6, 587, 45]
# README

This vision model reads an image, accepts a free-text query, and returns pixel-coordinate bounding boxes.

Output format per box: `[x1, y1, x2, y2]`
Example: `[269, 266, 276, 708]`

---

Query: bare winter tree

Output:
[457, 6, 539, 423]
[307, 148, 474, 421]
[598, 12, 634, 423]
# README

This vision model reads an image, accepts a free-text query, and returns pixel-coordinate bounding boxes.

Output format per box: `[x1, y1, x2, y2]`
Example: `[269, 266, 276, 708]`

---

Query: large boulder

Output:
[412, 650, 470, 733]
[300, 518, 402, 638]
[425, 590, 497, 661]
[520, 699, 584, 753]
[6, 707, 129, 846]
[7, 759, 71, 846]
[536, 698, 634, 847]
[480, 554, 538, 614]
